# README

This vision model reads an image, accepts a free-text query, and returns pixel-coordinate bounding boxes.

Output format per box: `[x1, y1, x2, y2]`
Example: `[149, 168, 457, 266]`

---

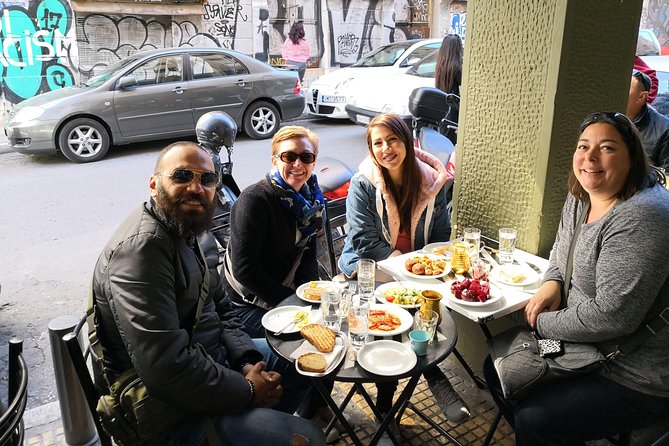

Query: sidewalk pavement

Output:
[23, 356, 518, 445]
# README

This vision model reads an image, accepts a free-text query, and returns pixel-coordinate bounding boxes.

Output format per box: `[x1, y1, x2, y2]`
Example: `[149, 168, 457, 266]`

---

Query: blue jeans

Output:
[483, 356, 669, 445]
[141, 339, 324, 445]
[232, 304, 268, 338]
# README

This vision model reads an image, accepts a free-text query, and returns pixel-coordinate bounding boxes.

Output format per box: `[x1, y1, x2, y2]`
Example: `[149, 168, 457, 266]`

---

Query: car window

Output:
[351, 41, 415, 67]
[130, 56, 184, 86]
[637, 29, 661, 56]
[191, 53, 250, 79]
[406, 50, 438, 78]
[85, 56, 140, 87]
[399, 43, 441, 67]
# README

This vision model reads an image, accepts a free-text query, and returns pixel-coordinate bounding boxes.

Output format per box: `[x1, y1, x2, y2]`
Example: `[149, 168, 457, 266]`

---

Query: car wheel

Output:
[57, 118, 110, 163]
[243, 101, 280, 139]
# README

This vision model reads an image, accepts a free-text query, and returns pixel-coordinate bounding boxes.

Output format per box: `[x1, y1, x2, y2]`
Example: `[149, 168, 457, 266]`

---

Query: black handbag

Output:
[489, 200, 669, 401]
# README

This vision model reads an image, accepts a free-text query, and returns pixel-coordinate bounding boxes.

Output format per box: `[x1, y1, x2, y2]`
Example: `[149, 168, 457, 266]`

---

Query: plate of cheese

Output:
[490, 264, 540, 287]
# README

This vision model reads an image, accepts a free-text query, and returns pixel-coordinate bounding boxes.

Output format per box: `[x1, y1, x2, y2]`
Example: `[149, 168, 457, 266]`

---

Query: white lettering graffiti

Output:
[0, 10, 65, 68]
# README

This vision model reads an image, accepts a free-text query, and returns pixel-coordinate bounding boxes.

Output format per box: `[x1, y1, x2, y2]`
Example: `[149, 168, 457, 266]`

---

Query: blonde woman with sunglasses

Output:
[223, 125, 324, 336]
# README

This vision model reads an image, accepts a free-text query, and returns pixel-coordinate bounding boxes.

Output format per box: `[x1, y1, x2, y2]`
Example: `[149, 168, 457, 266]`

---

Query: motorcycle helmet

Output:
[196, 111, 237, 149]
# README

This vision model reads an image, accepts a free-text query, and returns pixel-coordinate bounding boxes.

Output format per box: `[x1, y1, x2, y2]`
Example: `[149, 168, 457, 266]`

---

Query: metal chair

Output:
[319, 196, 348, 279]
[0, 339, 27, 446]
[62, 316, 113, 446]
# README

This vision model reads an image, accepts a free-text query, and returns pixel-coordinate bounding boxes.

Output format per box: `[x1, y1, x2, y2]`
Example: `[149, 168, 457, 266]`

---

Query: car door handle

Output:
[172, 87, 186, 94]
[234, 79, 246, 86]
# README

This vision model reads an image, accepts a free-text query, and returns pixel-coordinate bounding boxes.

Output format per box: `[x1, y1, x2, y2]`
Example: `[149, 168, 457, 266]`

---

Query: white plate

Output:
[443, 279, 503, 307]
[357, 340, 417, 376]
[401, 253, 451, 279]
[423, 241, 454, 256]
[295, 281, 345, 303]
[490, 264, 540, 287]
[261, 306, 320, 334]
[368, 304, 414, 337]
[375, 282, 425, 309]
[295, 332, 347, 377]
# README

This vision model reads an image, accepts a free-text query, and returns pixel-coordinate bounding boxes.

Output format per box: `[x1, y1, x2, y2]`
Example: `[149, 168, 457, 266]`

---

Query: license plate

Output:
[321, 95, 346, 103]
[356, 115, 371, 125]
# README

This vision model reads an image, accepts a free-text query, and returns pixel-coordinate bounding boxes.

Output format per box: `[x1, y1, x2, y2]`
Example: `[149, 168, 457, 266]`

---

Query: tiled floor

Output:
[325, 357, 515, 445]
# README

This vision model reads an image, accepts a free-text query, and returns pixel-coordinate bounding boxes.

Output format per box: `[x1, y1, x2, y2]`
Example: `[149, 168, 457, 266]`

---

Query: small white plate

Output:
[261, 306, 320, 334]
[295, 281, 345, 303]
[443, 279, 503, 307]
[357, 340, 417, 376]
[368, 304, 414, 337]
[490, 264, 540, 287]
[294, 332, 347, 377]
[423, 241, 454, 257]
[375, 282, 425, 309]
[401, 253, 451, 280]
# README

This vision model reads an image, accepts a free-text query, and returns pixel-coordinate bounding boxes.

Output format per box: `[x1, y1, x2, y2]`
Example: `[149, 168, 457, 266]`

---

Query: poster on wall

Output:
[450, 12, 466, 41]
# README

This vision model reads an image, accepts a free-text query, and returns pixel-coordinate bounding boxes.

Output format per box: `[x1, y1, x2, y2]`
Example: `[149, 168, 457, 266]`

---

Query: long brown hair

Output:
[435, 34, 463, 94]
[288, 22, 305, 45]
[366, 113, 420, 230]
[567, 111, 665, 200]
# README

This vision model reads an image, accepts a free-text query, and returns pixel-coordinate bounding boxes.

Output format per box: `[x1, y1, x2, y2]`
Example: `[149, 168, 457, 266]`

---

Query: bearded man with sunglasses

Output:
[91, 141, 325, 445]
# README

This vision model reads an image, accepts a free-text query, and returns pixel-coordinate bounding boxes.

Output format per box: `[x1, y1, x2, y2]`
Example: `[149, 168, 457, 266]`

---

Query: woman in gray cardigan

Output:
[485, 112, 669, 445]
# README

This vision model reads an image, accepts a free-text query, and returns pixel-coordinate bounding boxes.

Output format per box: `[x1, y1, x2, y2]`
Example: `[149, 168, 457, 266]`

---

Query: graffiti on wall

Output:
[450, 13, 466, 41]
[327, 0, 397, 66]
[0, 0, 76, 103]
[201, 0, 249, 50]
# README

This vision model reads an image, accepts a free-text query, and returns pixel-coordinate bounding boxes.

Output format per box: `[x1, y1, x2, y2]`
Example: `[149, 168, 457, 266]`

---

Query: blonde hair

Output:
[271, 126, 319, 155]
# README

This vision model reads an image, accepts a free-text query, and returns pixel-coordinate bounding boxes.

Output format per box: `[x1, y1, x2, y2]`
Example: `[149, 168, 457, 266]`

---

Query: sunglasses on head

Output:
[274, 151, 316, 164]
[157, 168, 220, 188]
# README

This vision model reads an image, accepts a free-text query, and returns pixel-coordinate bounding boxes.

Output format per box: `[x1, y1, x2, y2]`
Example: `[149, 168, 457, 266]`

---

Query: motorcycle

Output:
[408, 87, 460, 213]
[195, 111, 242, 253]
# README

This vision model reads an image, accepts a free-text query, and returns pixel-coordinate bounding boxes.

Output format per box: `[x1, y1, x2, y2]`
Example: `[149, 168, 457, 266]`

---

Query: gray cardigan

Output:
[538, 185, 669, 397]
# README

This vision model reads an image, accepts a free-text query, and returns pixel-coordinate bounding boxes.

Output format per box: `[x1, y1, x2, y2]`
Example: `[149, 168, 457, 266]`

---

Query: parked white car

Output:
[345, 49, 440, 127]
[306, 38, 441, 119]
[641, 55, 669, 95]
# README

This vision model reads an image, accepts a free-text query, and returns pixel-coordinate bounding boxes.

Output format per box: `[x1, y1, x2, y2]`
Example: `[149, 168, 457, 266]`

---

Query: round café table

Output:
[266, 294, 462, 446]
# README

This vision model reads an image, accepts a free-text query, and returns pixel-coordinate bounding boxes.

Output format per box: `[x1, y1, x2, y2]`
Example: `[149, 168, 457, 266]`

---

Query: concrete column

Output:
[451, 0, 642, 369]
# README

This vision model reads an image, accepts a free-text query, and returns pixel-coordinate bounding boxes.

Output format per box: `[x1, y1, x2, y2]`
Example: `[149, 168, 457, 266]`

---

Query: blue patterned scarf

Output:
[268, 170, 325, 247]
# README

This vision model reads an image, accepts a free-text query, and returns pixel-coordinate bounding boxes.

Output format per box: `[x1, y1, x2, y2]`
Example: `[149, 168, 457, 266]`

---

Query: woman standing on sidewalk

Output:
[282, 22, 311, 84]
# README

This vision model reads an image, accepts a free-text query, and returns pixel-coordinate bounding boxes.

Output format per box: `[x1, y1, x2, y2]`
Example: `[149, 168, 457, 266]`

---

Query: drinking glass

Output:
[357, 259, 376, 302]
[464, 227, 481, 260]
[348, 299, 369, 348]
[498, 227, 517, 264]
[414, 309, 439, 342]
[321, 289, 342, 331]
[338, 286, 353, 327]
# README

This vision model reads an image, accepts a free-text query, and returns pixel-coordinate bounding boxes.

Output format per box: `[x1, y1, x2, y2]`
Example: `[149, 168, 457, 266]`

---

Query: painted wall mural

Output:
[0, 0, 77, 105]
[0, 0, 449, 117]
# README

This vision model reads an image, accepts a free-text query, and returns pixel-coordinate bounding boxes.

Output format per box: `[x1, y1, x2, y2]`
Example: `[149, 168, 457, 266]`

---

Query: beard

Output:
[154, 182, 216, 239]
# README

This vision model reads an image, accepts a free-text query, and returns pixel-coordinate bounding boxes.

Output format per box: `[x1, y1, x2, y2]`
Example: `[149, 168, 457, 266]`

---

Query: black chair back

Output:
[320, 196, 348, 279]
[0, 339, 27, 446]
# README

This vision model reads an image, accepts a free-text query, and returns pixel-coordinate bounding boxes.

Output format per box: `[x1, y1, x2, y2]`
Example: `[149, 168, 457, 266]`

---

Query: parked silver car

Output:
[4, 47, 304, 163]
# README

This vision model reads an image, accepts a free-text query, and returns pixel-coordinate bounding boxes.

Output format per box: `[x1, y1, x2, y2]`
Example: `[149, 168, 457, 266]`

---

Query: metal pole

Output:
[48, 315, 98, 446]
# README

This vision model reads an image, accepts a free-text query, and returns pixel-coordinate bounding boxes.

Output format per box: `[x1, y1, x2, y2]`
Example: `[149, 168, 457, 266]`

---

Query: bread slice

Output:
[300, 324, 336, 353]
[500, 269, 526, 283]
[298, 353, 327, 373]
[303, 287, 326, 301]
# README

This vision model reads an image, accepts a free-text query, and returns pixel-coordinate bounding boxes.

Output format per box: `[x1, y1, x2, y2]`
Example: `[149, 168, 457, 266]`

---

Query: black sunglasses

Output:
[274, 151, 316, 164]
[157, 168, 220, 188]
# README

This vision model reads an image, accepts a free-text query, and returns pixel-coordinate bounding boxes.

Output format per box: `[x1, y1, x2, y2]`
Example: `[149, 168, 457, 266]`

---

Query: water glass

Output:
[321, 289, 341, 331]
[338, 286, 353, 327]
[357, 258, 376, 302]
[348, 299, 369, 348]
[464, 227, 481, 260]
[498, 227, 517, 264]
[414, 309, 439, 342]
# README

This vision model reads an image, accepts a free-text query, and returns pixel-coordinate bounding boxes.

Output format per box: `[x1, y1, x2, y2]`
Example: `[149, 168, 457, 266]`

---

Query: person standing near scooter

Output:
[434, 34, 463, 145]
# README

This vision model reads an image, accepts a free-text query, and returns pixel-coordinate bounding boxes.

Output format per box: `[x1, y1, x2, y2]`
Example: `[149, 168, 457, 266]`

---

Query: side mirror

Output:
[406, 57, 421, 66]
[117, 76, 137, 89]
